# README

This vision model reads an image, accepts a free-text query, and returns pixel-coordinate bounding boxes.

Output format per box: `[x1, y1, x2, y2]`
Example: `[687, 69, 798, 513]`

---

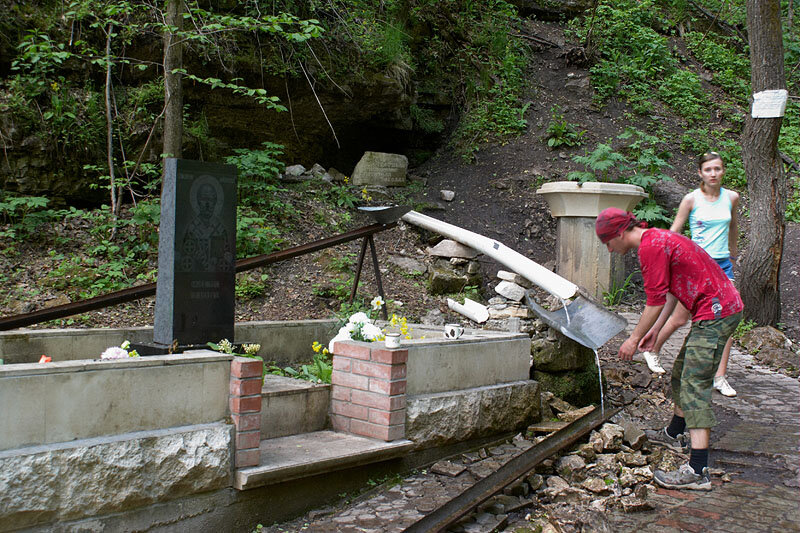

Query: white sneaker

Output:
[642, 351, 666, 374]
[714, 375, 737, 397]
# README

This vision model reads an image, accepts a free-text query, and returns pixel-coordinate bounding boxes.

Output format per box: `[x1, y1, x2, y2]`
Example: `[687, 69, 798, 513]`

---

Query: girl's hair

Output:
[697, 151, 725, 191]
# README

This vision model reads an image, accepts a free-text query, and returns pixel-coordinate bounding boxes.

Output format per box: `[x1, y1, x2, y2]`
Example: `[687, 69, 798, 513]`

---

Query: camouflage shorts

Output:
[671, 312, 742, 429]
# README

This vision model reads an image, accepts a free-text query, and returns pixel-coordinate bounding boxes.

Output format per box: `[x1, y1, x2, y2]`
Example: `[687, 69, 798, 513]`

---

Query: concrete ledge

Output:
[261, 375, 330, 439]
[234, 431, 413, 490]
[0, 319, 338, 365]
[0, 350, 231, 377]
[0, 423, 232, 532]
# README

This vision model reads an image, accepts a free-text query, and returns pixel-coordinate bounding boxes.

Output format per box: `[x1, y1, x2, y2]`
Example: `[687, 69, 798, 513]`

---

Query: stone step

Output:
[234, 431, 413, 490]
[260, 375, 330, 439]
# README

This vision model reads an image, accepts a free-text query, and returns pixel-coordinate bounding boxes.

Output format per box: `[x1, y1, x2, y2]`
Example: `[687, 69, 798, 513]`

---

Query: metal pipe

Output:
[401, 210, 578, 300]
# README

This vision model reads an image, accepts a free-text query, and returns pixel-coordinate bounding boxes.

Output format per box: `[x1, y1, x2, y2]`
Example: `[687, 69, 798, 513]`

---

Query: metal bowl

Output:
[357, 205, 412, 225]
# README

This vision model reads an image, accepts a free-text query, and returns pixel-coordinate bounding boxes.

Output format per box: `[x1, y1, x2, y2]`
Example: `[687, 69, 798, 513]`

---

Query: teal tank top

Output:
[689, 188, 732, 259]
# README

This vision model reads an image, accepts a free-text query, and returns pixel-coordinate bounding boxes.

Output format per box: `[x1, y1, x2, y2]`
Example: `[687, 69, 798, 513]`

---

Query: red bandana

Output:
[596, 207, 638, 243]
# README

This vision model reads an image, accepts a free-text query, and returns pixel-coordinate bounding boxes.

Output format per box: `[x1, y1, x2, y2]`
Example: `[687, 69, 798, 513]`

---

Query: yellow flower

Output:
[312, 341, 321, 353]
[51, 81, 59, 91]
[322, 348, 329, 355]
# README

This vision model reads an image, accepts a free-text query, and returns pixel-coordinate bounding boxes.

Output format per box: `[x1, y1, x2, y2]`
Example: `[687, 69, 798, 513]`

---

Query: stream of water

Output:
[560, 298, 571, 325]
[593, 349, 604, 416]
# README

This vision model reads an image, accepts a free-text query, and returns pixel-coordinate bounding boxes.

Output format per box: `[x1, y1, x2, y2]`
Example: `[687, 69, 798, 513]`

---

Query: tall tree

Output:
[162, 0, 184, 162]
[740, 0, 787, 325]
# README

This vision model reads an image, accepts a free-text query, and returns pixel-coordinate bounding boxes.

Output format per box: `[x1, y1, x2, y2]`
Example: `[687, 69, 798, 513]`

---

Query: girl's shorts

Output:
[715, 257, 734, 280]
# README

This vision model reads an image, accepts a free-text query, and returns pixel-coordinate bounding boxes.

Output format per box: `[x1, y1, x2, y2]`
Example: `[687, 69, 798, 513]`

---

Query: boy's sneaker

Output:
[654, 463, 712, 491]
[646, 427, 689, 453]
[713, 375, 737, 397]
[642, 351, 666, 374]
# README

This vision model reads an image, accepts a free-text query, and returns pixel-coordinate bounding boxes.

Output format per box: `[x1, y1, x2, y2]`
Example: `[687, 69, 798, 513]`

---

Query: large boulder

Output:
[533, 366, 601, 407]
[427, 258, 481, 295]
[531, 330, 595, 372]
[740, 326, 798, 376]
[351, 151, 408, 186]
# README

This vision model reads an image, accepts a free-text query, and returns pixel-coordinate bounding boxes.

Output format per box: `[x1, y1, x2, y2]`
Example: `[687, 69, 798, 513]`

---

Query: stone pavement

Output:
[605, 313, 800, 532]
[264, 314, 799, 532]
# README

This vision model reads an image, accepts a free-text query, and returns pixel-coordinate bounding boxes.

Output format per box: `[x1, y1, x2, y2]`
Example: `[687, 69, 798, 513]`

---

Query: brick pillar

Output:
[230, 356, 262, 468]
[330, 340, 407, 441]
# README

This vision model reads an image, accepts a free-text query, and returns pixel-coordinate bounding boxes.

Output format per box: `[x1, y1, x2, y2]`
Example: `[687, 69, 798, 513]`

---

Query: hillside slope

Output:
[1, 17, 797, 348]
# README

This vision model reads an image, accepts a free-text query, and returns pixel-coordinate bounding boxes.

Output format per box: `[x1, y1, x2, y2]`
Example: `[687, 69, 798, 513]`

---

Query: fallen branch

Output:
[780, 150, 800, 175]
[510, 31, 558, 48]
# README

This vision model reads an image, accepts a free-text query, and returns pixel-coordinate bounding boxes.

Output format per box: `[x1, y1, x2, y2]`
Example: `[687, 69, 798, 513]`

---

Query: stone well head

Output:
[536, 181, 646, 300]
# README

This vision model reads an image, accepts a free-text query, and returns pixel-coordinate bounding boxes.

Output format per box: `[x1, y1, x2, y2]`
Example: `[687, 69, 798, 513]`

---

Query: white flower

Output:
[328, 330, 351, 354]
[101, 347, 129, 360]
[243, 343, 261, 355]
[348, 312, 370, 325]
[370, 296, 385, 311]
[361, 323, 383, 341]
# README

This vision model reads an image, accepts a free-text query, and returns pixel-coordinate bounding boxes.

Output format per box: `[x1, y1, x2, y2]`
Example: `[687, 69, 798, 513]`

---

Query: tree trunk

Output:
[740, 0, 787, 325]
[104, 23, 118, 217]
[163, 0, 184, 162]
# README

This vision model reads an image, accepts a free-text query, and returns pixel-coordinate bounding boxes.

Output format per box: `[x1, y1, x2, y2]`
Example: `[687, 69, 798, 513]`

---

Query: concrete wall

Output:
[0, 319, 338, 365]
[402, 329, 531, 395]
[0, 351, 232, 451]
[261, 375, 331, 439]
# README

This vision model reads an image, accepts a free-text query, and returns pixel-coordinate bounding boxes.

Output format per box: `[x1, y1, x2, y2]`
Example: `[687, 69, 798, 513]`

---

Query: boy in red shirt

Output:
[596, 208, 742, 490]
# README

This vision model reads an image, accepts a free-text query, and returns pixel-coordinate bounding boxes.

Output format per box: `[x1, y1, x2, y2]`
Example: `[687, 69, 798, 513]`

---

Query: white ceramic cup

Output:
[384, 333, 401, 348]
[444, 323, 464, 339]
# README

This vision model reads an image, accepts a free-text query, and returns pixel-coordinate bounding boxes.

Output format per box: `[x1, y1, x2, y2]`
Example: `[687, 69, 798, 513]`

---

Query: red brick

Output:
[331, 386, 351, 401]
[654, 487, 698, 500]
[371, 348, 408, 364]
[231, 413, 261, 432]
[235, 448, 260, 468]
[368, 408, 406, 426]
[369, 378, 406, 396]
[230, 377, 262, 396]
[332, 341, 371, 360]
[231, 357, 263, 379]
[676, 507, 722, 520]
[731, 479, 769, 487]
[352, 360, 393, 379]
[230, 395, 261, 414]
[330, 414, 350, 432]
[350, 419, 405, 441]
[331, 399, 369, 420]
[351, 389, 406, 411]
[332, 356, 352, 372]
[235, 430, 261, 450]
[655, 519, 702, 533]
[331, 370, 370, 390]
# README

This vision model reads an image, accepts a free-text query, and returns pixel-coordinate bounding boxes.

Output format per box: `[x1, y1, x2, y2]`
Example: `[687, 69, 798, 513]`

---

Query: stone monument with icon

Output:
[135, 158, 238, 354]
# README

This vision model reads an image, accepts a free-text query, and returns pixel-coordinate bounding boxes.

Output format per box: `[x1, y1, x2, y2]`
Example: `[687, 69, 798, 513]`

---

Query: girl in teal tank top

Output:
[639, 152, 740, 397]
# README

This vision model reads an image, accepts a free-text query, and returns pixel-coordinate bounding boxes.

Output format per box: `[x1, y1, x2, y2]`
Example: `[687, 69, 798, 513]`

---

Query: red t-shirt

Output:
[638, 228, 743, 322]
